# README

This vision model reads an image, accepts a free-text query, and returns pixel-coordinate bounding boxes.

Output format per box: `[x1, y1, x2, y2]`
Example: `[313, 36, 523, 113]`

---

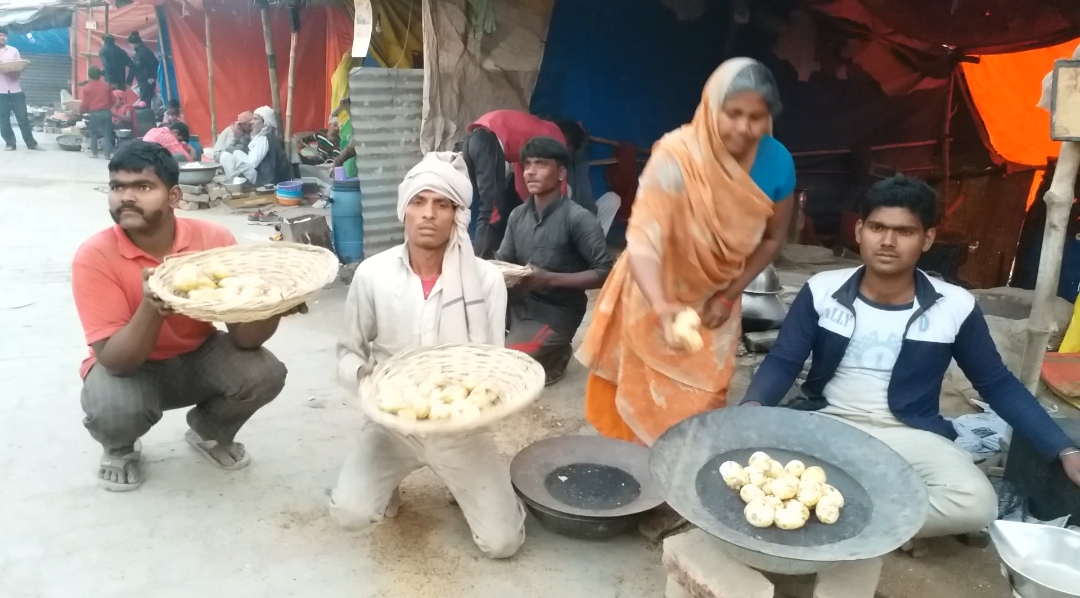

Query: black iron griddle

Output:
[649, 407, 928, 565]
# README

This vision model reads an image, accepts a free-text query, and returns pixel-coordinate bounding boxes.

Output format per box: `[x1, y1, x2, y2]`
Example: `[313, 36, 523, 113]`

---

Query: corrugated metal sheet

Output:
[19, 53, 70, 107]
[348, 67, 423, 257]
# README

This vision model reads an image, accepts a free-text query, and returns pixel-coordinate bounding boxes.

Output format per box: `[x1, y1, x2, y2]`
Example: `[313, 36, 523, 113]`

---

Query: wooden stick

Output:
[259, 2, 283, 126]
[84, 7, 92, 82]
[204, 6, 217, 144]
[790, 140, 938, 158]
[70, 10, 78, 97]
[1020, 42, 1080, 392]
[588, 135, 651, 153]
[104, 4, 109, 35]
[284, 30, 298, 142]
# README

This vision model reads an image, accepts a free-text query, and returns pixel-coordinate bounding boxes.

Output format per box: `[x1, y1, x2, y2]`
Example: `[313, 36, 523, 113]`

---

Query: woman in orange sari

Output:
[579, 58, 796, 446]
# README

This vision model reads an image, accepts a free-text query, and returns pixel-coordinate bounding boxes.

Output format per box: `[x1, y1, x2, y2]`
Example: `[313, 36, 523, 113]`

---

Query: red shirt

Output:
[71, 218, 237, 378]
[143, 127, 192, 160]
[81, 79, 114, 113]
[469, 110, 569, 202]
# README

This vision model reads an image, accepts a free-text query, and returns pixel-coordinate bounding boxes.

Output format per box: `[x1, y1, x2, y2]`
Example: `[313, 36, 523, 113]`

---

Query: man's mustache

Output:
[113, 204, 143, 215]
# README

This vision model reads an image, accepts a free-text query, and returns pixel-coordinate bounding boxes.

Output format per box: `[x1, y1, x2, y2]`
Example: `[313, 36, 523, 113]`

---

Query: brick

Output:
[662, 529, 775, 598]
[812, 558, 882, 598]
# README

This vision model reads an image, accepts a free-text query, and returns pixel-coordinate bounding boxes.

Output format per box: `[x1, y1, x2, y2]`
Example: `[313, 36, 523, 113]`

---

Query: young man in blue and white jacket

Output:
[741, 175, 1080, 539]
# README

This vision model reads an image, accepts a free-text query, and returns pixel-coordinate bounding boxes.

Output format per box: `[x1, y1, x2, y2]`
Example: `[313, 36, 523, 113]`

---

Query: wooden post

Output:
[1019, 43, 1080, 392]
[284, 7, 300, 144]
[259, 1, 283, 125]
[70, 11, 79, 97]
[84, 7, 93, 81]
[205, 7, 218, 144]
[104, 4, 109, 35]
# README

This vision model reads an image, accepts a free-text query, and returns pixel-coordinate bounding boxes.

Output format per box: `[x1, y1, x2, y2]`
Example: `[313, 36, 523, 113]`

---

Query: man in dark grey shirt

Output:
[496, 137, 613, 385]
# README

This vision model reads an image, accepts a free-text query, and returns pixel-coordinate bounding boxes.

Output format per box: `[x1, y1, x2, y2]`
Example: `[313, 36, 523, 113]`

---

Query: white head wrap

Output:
[253, 105, 277, 135]
[397, 152, 490, 344]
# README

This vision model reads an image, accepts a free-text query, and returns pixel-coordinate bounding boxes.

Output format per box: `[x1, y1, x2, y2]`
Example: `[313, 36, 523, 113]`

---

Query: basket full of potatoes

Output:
[147, 242, 339, 323]
[359, 344, 546, 435]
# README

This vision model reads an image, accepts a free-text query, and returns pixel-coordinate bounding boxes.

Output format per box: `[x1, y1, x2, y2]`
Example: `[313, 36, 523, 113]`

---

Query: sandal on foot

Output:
[185, 429, 251, 470]
[97, 451, 143, 492]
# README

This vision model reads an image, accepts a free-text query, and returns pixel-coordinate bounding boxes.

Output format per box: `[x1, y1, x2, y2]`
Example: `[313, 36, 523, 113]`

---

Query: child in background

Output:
[162, 100, 184, 125]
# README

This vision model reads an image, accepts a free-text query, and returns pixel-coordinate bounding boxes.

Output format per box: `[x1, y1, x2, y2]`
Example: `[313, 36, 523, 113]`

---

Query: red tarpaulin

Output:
[164, 1, 352, 142]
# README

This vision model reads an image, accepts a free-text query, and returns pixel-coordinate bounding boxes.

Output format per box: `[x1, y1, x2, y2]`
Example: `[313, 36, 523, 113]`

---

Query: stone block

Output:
[662, 529, 775, 598]
[183, 192, 210, 204]
[177, 199, 202, 211]
[179, 184, 205, 195]
[744, 330, 780, 353]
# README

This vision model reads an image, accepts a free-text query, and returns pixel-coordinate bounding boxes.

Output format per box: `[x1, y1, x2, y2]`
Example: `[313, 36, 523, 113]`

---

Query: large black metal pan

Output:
[511, 435, 665, 539]
[649, 407, 927, 570]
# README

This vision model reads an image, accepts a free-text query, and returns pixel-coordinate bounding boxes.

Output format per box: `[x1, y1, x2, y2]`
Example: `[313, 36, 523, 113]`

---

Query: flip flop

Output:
[185, 429, 251, 470]
[96, 451, 143, 492]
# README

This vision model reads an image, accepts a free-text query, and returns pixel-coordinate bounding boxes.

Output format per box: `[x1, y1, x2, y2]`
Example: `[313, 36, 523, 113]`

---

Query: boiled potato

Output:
[467, 381, 501, 409]
[744, 500, 775, 528]
[816, 498, 841, 524]
[822, 484, 845, 508]
[784, 460, 806, 478]
[769, 475, 800, 500]
[439, 385, 469, 404]
[671, 309, 704, 351]
[205, 262, 231, 280]
[797, 480, 824, 508]
[428, 402, 453, 420]
[765, 460, 785, 479]
[186, 287, 220, 301]
[748, 452, 773, 471]
[745, 465, 767, 488]
[784, 499, 810, 522]
[397, 408, 418, 421]
[764, 496, 784, 511]
[775, 506, 809, 530]
[720, 461, 750, 490]
[172, 264, 205, 292]
[802, 466, 827, 485]
[740, 483, 766, 504]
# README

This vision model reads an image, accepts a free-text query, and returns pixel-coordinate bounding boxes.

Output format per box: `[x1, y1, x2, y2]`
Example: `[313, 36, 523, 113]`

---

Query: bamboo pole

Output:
[104, 5, 109, 34]
[70, 11, 78, 97]
[1019, 43, 1080, 392]
[205, 7, 217, 144]
[84, 7, 92, 81]
[284, 7, 299, 143]
[259, 1, 283, 126]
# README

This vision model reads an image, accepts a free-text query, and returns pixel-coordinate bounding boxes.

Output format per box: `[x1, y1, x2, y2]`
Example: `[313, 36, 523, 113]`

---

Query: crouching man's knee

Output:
[475, 525, 525, 559]
[329, 495, 383, 533]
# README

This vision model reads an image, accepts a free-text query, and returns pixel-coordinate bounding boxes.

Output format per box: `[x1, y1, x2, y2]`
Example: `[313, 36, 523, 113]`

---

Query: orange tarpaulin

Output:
[962, 40, 1078, 168]
[165, 2, 352, 142]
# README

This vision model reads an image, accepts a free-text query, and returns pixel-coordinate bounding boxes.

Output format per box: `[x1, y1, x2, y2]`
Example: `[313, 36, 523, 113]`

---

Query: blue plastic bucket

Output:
[331, 179, 364, 263]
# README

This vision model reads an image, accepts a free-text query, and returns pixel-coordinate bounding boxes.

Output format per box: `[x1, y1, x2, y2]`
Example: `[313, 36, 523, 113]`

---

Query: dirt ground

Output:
[0, 138, 1019, 597]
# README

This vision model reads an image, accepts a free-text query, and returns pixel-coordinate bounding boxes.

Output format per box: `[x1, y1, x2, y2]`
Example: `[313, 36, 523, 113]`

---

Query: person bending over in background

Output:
[143, 121, 193, 162]
[333, 152, 524, 558]
[740, 175, 1080, 540]
[98, 34, 132, 90]
[126, 31, 158, 105]
[497, 137, 613, 386]
[72, 141, 295, 492]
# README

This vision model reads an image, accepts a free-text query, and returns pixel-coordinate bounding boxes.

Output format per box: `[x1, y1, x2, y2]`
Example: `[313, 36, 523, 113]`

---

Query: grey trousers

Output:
[86, 109, 114, 157]
[81, 332, 287, 449]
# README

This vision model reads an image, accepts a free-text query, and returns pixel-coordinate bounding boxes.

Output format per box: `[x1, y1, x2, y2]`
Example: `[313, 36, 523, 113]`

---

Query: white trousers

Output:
[330, 421, 526, 559]
[819, 406, 998, 539]
[595, 191, 621, 236]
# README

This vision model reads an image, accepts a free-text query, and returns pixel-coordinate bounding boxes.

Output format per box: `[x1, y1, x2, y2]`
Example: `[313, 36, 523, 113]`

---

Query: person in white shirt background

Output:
[0, 26, 42, 151]
[332, 151, 526, 559]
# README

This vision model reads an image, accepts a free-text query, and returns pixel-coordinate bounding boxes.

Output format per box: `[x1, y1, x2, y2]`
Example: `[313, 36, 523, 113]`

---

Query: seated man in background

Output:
[741, 175, 1080, 540]
[210, 111, 253, 161]
[111, 90, 134, 130]
[72, 141, 292, 491]
[333, 152, 525, 558]
[299, 115, 341, 165]
[497, 137, 613, 385]
[221, 106, 292, 186]
[143, 121, 193, 162]
[79, 66, 115, 159]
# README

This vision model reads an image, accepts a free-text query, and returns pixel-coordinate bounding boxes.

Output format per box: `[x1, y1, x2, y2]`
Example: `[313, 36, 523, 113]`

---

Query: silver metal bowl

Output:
[744, 264, 782, 294]
[177, 163, 221, 186]
[990, 521, 1080, 598]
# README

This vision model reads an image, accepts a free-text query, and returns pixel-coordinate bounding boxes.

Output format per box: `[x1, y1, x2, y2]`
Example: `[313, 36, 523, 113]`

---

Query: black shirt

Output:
[496, 195, 613, 333]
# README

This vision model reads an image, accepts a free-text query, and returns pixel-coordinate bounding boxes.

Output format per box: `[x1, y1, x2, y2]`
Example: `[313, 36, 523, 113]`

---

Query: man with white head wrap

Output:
[332, 152, 525, 558]
[220, 105, 291, 186]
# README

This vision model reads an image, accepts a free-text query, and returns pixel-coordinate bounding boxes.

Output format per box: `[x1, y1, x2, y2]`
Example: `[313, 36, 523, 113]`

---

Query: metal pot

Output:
[990, 521, 1080, 598]
[742, 265, 787, 332]
[177, 163, 221, 186]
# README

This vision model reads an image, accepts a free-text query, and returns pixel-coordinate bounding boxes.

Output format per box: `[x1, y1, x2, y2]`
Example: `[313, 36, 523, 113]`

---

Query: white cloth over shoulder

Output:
[397, 151, 490, 345]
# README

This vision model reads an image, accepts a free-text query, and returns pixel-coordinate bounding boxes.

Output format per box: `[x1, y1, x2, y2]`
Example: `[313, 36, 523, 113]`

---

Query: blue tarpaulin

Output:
[6, 26, 69, 55]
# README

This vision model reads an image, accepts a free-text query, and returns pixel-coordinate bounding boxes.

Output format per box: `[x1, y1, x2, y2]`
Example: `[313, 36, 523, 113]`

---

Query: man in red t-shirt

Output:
[80, 66, 115, 158]
[72, 140, 293, 492]
[462, 110, 585, 258]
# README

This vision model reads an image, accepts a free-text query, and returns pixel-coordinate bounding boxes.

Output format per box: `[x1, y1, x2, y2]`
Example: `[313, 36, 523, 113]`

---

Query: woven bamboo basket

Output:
[489, 260, 534, 288]
[147, 242, 339, 323]
[359, 344, 546, 435]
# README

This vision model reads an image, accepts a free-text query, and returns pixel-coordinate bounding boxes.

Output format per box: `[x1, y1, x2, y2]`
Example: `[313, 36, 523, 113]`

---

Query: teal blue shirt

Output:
[748, 135, 796, 202]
